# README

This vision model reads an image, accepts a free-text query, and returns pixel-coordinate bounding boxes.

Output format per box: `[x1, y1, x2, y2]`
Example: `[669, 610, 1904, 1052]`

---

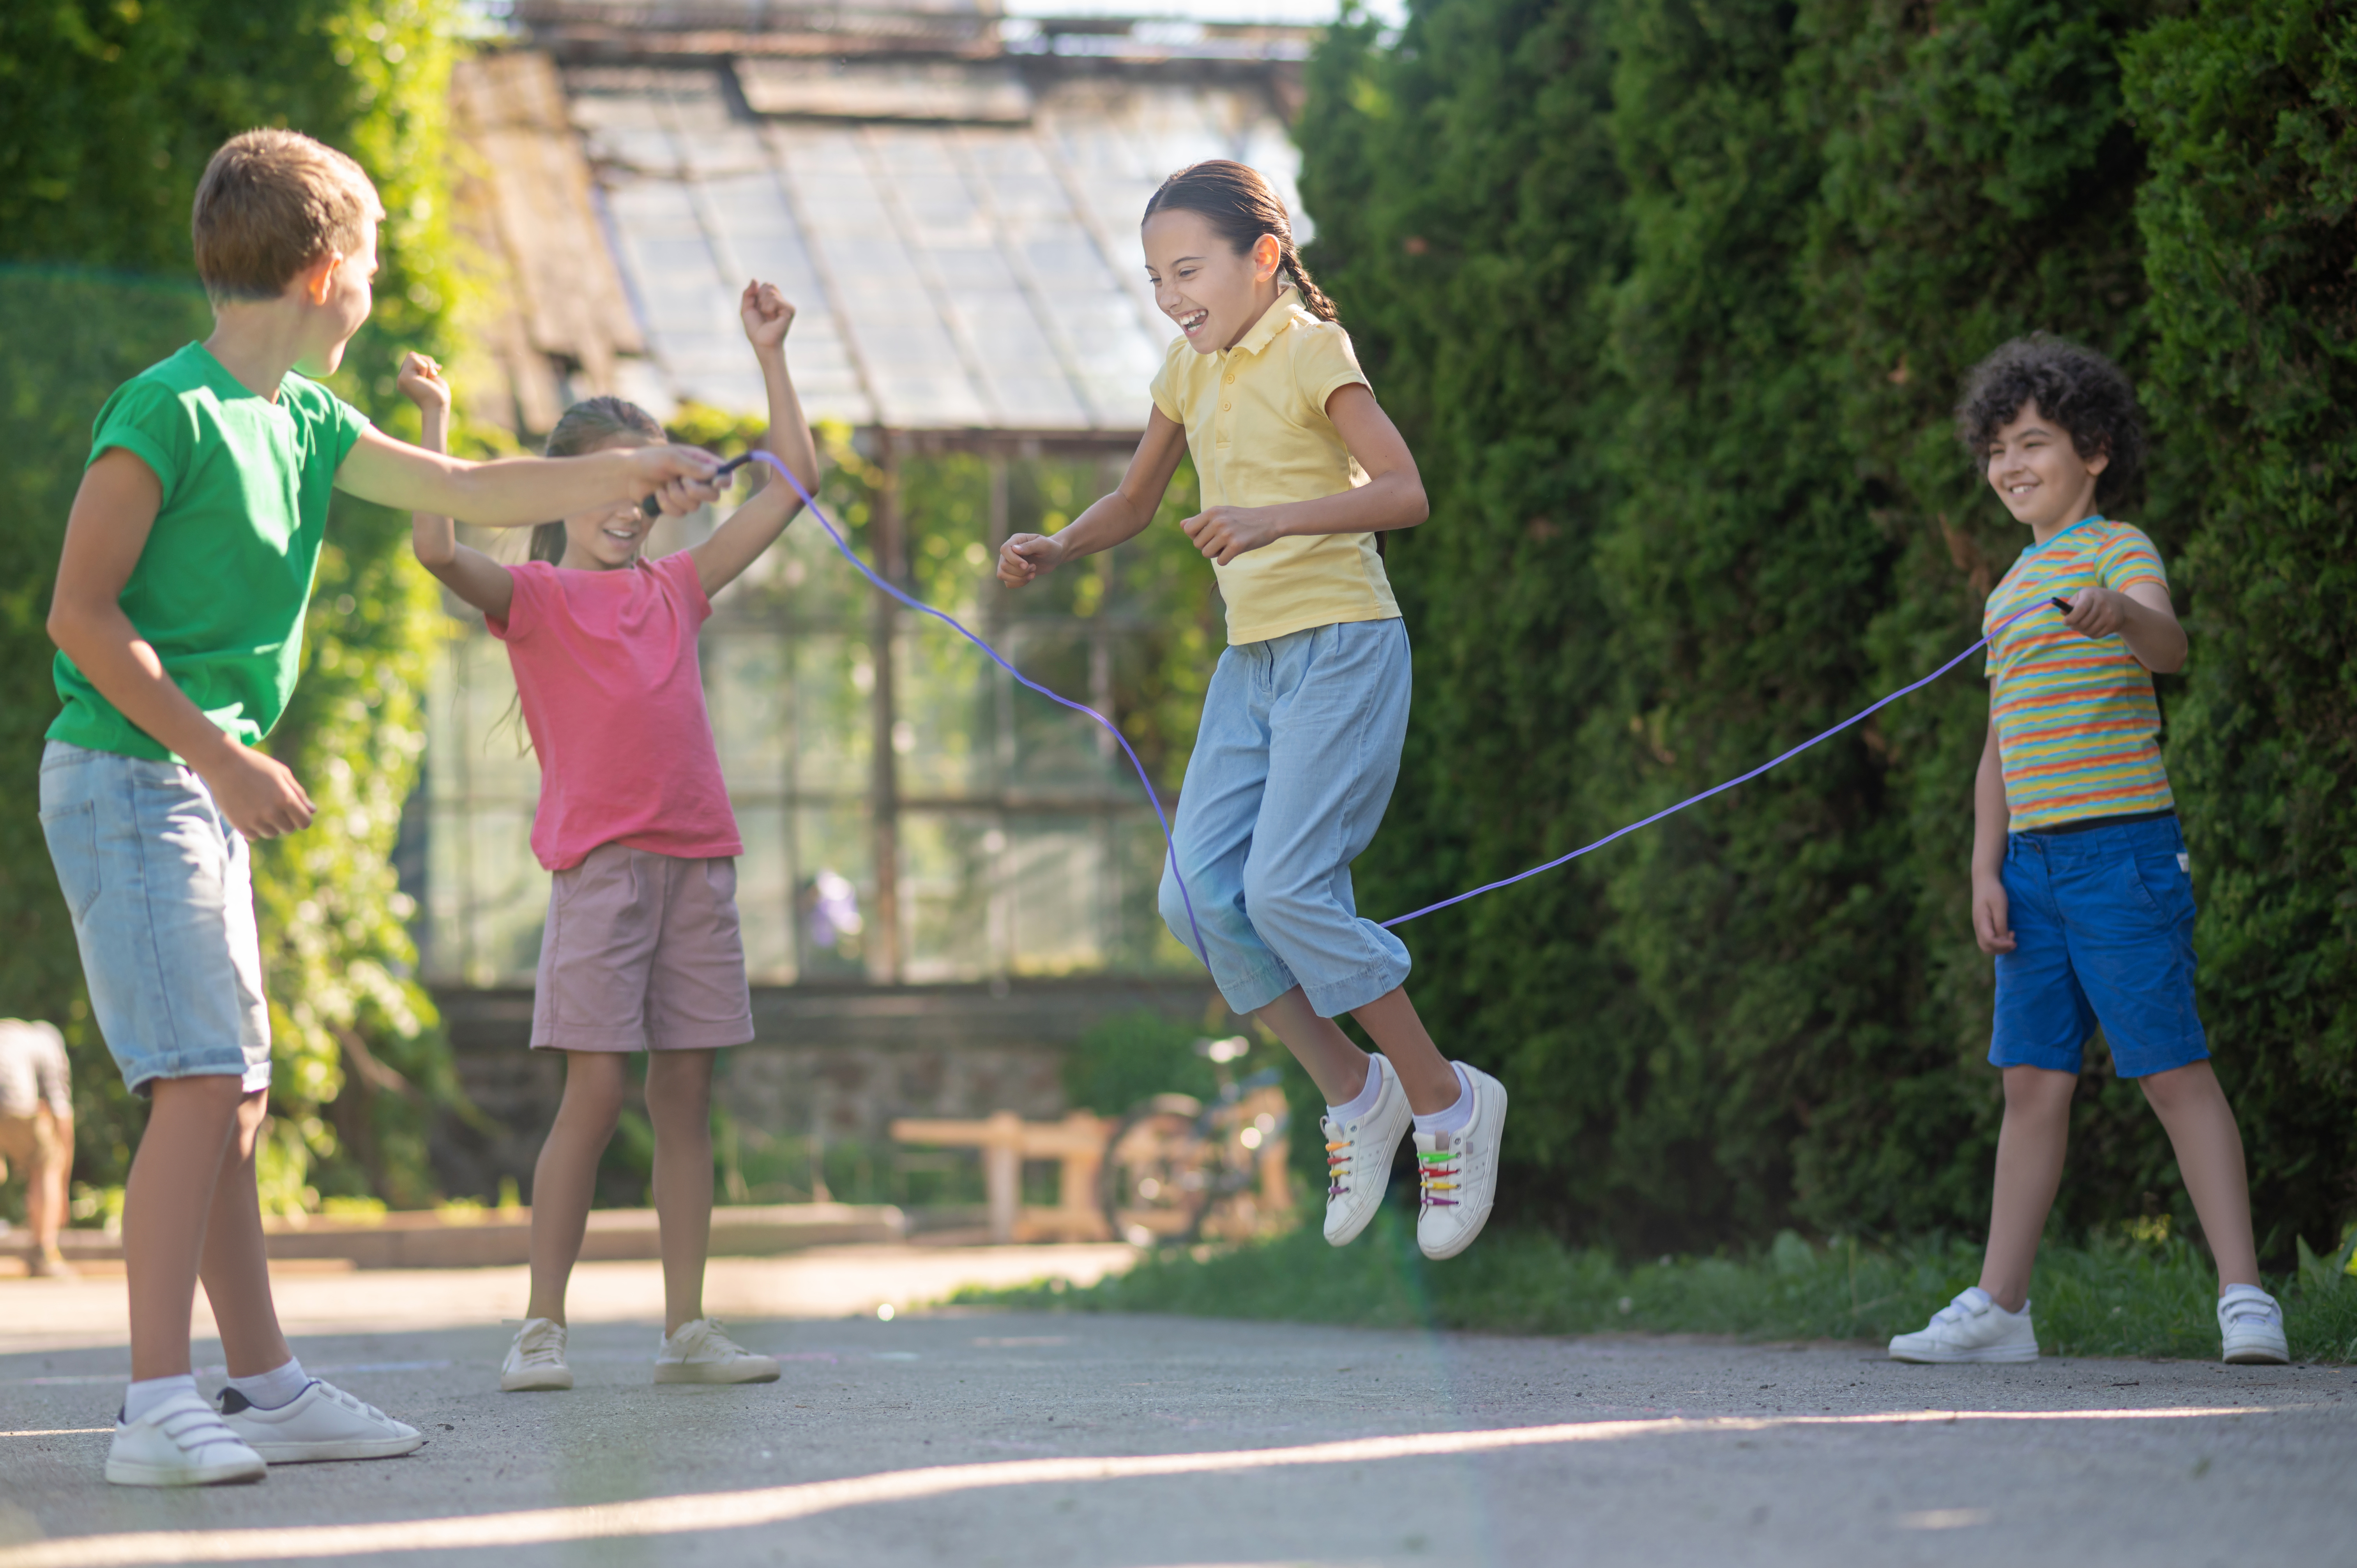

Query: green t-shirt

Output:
[49, 343, 371, 762]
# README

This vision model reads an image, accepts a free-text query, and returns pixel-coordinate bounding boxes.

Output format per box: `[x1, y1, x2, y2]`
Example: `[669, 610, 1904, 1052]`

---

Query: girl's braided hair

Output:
[525, 396, 666, 565]
[1956, 334, 2147, 509]
[1142, 160, 1338, 323]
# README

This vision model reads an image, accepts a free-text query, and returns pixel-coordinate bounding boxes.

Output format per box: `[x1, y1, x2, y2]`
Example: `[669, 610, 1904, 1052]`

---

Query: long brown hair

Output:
[526, 396, 666, 565]
[1141, 160, 1338, 323]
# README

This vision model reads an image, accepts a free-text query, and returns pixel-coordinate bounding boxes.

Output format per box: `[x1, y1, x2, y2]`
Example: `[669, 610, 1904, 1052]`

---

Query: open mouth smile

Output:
[1175, 307, 1209, 337]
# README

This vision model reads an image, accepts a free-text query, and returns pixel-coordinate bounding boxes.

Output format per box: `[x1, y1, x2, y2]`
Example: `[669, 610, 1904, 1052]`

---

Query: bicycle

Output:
[1099, 1037, 1295, 1247]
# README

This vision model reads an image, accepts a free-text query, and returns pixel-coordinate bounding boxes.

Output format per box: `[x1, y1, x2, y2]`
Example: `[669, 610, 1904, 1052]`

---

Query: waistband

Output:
[2020, 808, 2176, 838]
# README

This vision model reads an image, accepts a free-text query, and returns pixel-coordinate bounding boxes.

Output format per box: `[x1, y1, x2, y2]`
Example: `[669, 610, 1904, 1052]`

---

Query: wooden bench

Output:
[889, 1111, 1111, 1244]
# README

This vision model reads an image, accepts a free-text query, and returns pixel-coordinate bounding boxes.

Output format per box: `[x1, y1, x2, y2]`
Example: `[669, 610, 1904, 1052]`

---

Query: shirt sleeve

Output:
[2096, 526, 2169, 594]
[486, 562, 548, 642]
[1291, 324, 1372, 420]
[1148, 338, 1188, 427]
[87, 379, 191, 511]
[325, 390, 373, 468]
[655, 549, 714, 626]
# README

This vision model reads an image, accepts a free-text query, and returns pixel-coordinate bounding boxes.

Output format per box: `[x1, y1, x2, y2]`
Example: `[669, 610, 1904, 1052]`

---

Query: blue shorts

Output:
[37, 742, 272, 1096]
[1990, 811, 2206, 1079]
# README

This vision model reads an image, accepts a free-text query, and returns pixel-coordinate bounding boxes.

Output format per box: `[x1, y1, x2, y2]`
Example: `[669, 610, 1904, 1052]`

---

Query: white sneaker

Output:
[655, 1317, 781, 1384]
[1322, 1054, 1411, 1248]
[106, 1389, 266, 1487]
[219, 1379, 423, 1462]
[2218, 1284, 2290, 1364]
[1413, 1063, 1508, 1261]
[1888, 1287, 2039, 1363]
[501, 1317, 574, 1392]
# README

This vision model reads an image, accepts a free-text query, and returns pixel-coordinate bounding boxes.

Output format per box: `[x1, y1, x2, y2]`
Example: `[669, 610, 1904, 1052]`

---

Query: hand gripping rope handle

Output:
[675, 454, 2062, 966]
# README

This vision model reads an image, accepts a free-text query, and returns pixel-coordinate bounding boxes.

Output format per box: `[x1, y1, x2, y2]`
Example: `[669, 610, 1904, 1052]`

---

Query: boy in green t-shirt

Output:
[40, 129, 723, 1487]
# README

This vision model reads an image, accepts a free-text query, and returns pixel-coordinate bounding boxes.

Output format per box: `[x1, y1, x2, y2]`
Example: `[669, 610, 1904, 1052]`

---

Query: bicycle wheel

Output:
[1099, 1095, 1214, 1247]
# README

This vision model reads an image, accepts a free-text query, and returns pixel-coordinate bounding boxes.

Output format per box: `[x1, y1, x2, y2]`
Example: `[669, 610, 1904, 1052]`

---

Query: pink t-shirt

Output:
[487, 552, 742, 872]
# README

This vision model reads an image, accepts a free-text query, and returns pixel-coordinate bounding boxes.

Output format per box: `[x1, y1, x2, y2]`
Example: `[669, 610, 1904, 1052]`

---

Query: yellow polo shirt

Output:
[1148, 288, 1402, 645]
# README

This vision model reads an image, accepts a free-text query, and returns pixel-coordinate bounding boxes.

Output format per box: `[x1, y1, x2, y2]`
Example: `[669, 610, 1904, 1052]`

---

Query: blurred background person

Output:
[0, 1017, 76, 1278]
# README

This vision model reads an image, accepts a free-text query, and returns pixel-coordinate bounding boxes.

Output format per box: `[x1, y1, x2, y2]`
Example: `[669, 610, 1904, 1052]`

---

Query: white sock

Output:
[1326, 1057, 1386, 1124]
[226, 1356, 309, 1411]
[1412, 1063, 1478, 1136]
[123, 1373, 198, 1425]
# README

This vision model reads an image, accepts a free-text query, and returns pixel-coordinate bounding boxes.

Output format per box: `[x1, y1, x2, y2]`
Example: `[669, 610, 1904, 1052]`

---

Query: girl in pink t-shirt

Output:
[400, 281, 820, 1393]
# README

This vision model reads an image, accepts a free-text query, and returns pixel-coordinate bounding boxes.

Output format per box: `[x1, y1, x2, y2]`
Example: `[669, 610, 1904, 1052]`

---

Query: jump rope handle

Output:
[639, 452, 756, 519]
[2051, 597, 2074, 615]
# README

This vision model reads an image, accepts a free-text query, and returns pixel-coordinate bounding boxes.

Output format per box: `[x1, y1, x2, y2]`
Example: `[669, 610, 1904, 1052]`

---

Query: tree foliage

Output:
[0, 0, 468, 1208]
[1299, 0, 2357, 1257]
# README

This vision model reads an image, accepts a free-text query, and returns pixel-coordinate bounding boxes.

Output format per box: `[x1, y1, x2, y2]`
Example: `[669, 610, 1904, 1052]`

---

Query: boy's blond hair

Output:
[192, 129, 383, 305]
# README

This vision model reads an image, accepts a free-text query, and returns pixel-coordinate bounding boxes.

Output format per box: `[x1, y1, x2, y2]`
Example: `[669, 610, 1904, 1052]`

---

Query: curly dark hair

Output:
[1955, 334, 2146, 508]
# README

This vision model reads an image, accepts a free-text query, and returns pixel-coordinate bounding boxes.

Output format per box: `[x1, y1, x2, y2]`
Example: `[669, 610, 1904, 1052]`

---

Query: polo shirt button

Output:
[1221, 401, 1232, 411]
[1223, 372, 1235, 384]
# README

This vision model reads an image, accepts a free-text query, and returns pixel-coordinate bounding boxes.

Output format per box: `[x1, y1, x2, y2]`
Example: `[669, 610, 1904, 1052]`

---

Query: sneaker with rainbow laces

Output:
[1412, 1063, 1507, 1261]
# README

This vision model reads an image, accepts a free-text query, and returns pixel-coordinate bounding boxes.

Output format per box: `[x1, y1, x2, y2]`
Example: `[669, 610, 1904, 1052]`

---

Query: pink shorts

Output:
[532, 842, 755, 1052]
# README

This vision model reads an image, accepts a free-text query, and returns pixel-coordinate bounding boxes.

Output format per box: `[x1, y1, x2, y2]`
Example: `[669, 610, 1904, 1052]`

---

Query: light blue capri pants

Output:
[1157, 618, 1413, 1018]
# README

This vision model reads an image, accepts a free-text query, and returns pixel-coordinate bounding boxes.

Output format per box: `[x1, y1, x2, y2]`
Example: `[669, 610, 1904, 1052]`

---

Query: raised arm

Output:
[396, 353, 514, 620]
[997, 409, 1189, 587]
[48, 451, 315, 839]
[688, 282, 822, 598]
[1180, 383, 1427, 567]
[336, 422, 723, 527]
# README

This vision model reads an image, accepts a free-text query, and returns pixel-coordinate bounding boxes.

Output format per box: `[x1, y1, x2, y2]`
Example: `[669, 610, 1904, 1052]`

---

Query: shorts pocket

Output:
[2129, 851, 2195, 930]
[38, 800, 102, 923]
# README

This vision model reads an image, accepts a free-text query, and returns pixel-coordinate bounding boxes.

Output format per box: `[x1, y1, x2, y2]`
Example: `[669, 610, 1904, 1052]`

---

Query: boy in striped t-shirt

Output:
[1887, 337, 2288, 1368]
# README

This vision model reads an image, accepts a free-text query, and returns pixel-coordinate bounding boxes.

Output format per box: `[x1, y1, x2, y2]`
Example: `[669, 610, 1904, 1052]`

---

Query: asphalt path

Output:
[0, 1258, 2348, 1568]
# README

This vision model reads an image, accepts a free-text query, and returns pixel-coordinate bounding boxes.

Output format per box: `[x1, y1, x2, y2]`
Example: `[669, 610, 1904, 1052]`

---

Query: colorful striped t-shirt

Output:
[1983, 517, 2175, 832]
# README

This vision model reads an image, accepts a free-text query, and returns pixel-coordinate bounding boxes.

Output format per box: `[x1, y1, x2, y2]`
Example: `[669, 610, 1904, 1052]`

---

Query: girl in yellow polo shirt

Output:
[997, 160, 1507, 1261]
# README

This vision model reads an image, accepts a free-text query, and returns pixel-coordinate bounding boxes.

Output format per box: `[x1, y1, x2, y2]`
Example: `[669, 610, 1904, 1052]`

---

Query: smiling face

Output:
[1143, 208, 1284, 354]
[292, 212, 380, 380]
[558, 431, 660, 570]
[1985, 401, 2108, 541]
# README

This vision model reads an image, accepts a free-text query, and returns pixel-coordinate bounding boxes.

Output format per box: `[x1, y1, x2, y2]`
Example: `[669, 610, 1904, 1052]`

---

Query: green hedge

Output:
[1297, 0, 2356, 1260]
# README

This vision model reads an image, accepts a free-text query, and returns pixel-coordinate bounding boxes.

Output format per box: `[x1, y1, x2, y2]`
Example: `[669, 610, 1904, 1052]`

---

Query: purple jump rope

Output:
[682, 452, 2063, 969]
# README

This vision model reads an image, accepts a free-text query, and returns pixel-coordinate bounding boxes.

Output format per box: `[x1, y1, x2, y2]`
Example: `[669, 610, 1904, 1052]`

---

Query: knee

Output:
[2000, 1065, 2078, 1118]
[643, 1054, 714, 1128]
[1239, 863, 1318, 936]
[2138, 1060, 2217, 1115]
[1159, 864, 1213, 941]
[559, 1057, 628, 1128]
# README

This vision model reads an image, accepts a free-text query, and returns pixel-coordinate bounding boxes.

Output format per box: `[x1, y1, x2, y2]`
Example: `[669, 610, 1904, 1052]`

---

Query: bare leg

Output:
[525, 1052, 627, 1327]
[2138, 1061, 2261, 1291]
[32, 1109, 71, 1255]
[1977, 1065, 2076, 1313]
[1349, 987, 1461, 1114]
[122, 1075, 244, 1382]
[643, 1050, 716, 1334]
[1254, 985, 1459, 1115]
[196, 1088, 294, 1377]
[1253, 988, 1371, 1107]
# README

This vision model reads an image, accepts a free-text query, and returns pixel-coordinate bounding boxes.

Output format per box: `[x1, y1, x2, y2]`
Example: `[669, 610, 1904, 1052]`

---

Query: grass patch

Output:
[957, 1214, 2357, 1363]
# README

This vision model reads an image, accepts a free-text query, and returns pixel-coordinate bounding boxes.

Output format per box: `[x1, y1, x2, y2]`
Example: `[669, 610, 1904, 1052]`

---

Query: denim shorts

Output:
[1991, 811, 2206, 1079]
[37, 741, 271, 1095]
[1157, 618, 1413, 1018]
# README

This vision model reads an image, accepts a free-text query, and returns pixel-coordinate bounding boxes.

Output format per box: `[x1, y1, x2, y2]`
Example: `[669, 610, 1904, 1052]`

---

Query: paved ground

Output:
[0, 1252, 2349, 1568]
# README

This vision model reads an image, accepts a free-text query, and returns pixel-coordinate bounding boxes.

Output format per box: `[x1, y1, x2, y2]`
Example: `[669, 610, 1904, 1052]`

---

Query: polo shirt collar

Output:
[1228, 286, 1301, 358]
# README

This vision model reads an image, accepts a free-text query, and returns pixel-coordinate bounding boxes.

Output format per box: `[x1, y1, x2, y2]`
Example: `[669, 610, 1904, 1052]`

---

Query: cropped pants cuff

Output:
[1211, 955, 1297, 1018]
[1304, 952, 1411, 1021]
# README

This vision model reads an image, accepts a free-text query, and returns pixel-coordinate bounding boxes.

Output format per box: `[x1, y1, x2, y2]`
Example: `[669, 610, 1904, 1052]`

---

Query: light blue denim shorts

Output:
[37, 741, 271, 1095]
